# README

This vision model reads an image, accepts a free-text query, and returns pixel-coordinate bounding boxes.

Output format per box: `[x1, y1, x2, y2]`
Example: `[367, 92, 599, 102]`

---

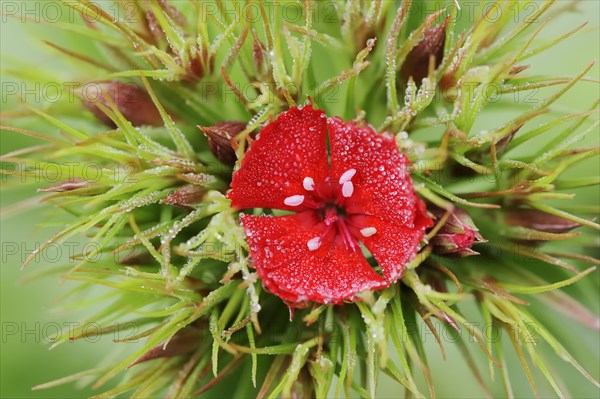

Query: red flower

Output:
[228, 106, 431, 306]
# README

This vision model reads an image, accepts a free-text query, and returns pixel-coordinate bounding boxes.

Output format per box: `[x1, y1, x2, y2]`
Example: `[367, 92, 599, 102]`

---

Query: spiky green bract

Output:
[1, 1, 598, 397]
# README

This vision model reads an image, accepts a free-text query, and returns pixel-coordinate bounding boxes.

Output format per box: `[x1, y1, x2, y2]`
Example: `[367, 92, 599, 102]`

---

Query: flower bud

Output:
[504, 208, 581, 245]
[116, 250, 154, 266]
[38, 179, 89, 192]
[509, 65, 530, 77]
[495, 123, 524, 154]
[199, 121, 247, 166]
[157, 0, 186, 28]
[505, 208, 581, 234]
[252, 30, 269, 78]
[144, 11, 165, 45]
[129, 326, 200, 367]
[400, 16, 449, 84]
[181, 46, 214, 84]
[288, 367, 314, 399]
[430, 205, 485, 257]
[79, 81, 163, 127]
[160, 184, 204, 209]
[439, 72, 458, 101]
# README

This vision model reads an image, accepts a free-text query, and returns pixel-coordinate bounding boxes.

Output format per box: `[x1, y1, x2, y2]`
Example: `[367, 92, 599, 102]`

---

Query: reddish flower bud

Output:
[509, 65, 530, 77]
[400, 17, 449, 84]
[199, 121, 247, 166]
[79, 81, 163, 127]
[116, 251, 154, 266]
[38, 179, 89, 192]
[144, 11, 165, 45]
[495, 123, 525, 154]
[439, 72, 458, 101]
[505, 209, 581, 234]
[181, 46, 214, 84]
[161, 184, 205, 209]
[129, 326, 201, 367]
[504, 208, 581, 245]
[289, 367, 315, 399]
[430, 206, 485, 257]
[158, 0, 186, 28]
[252, 30, 269, 77]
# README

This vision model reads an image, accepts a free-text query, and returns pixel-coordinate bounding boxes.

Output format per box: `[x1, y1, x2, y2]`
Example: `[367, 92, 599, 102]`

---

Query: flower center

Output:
[282, 168, 378, 252]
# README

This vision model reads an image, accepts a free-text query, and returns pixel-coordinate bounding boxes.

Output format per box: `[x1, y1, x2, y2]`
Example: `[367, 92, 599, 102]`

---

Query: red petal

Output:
[328, 117, 419, 225]
[241, 213, 388, 305]
[229, 106, 329, 211]
[353, 201, 431, 281]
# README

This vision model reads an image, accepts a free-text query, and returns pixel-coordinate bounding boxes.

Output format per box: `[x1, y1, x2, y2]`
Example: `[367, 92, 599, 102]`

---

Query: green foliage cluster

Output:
[1, 1, 598, 397]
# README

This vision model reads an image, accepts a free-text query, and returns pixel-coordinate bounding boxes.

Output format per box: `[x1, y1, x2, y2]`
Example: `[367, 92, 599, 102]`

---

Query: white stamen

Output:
[307, 237, 321, 251]
[339, 168, 356, 184]
[303, 177, 315, 191]
[360, 227, 377, 237]
[342, 181, 354, 198]
[284, 195, 305, 206]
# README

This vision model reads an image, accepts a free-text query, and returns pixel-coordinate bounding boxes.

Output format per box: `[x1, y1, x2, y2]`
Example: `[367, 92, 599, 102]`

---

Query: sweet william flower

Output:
[228, 105, 432, 306]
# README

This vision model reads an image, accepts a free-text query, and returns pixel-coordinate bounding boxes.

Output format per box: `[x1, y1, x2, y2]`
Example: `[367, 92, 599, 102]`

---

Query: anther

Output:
[303, 177, 315, 191]
[339, 168, 356, 184]
[284, 195, 305, 206]
[307, 237, 321, 251]
[360, 227, 377, 237]
[342, 181, 354, 197]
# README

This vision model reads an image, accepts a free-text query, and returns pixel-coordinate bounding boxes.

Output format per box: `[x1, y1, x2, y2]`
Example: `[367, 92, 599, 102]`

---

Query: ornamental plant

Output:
[1, 1, 599, 398]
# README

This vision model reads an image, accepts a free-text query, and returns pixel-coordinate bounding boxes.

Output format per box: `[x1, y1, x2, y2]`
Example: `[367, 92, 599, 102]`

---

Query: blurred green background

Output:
[1, 1, 599, 398]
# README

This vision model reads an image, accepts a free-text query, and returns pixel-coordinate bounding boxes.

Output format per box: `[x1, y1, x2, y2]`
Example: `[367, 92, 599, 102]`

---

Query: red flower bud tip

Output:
[79, 81, 163, 127]
[504, 208, 581, 244]
[495, 123, 525, 154]
[161, 185, 205, 209]
[509, 65, 530, 77]
[117, 251, 154, 266]
[199, 121, 247, 166]
[144, 11, 165, 45]
[400, 16, 449, 84]
[439, 72, 458, 101]
[430, 205, 485, 257]
[157, 0, 187, 28]
[179, 47, 214, 84]
[229, 105, 432, 306]
[252, 30, 269, 77]
[37, 179, 89, 193]
[129, 326, 200, 367]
